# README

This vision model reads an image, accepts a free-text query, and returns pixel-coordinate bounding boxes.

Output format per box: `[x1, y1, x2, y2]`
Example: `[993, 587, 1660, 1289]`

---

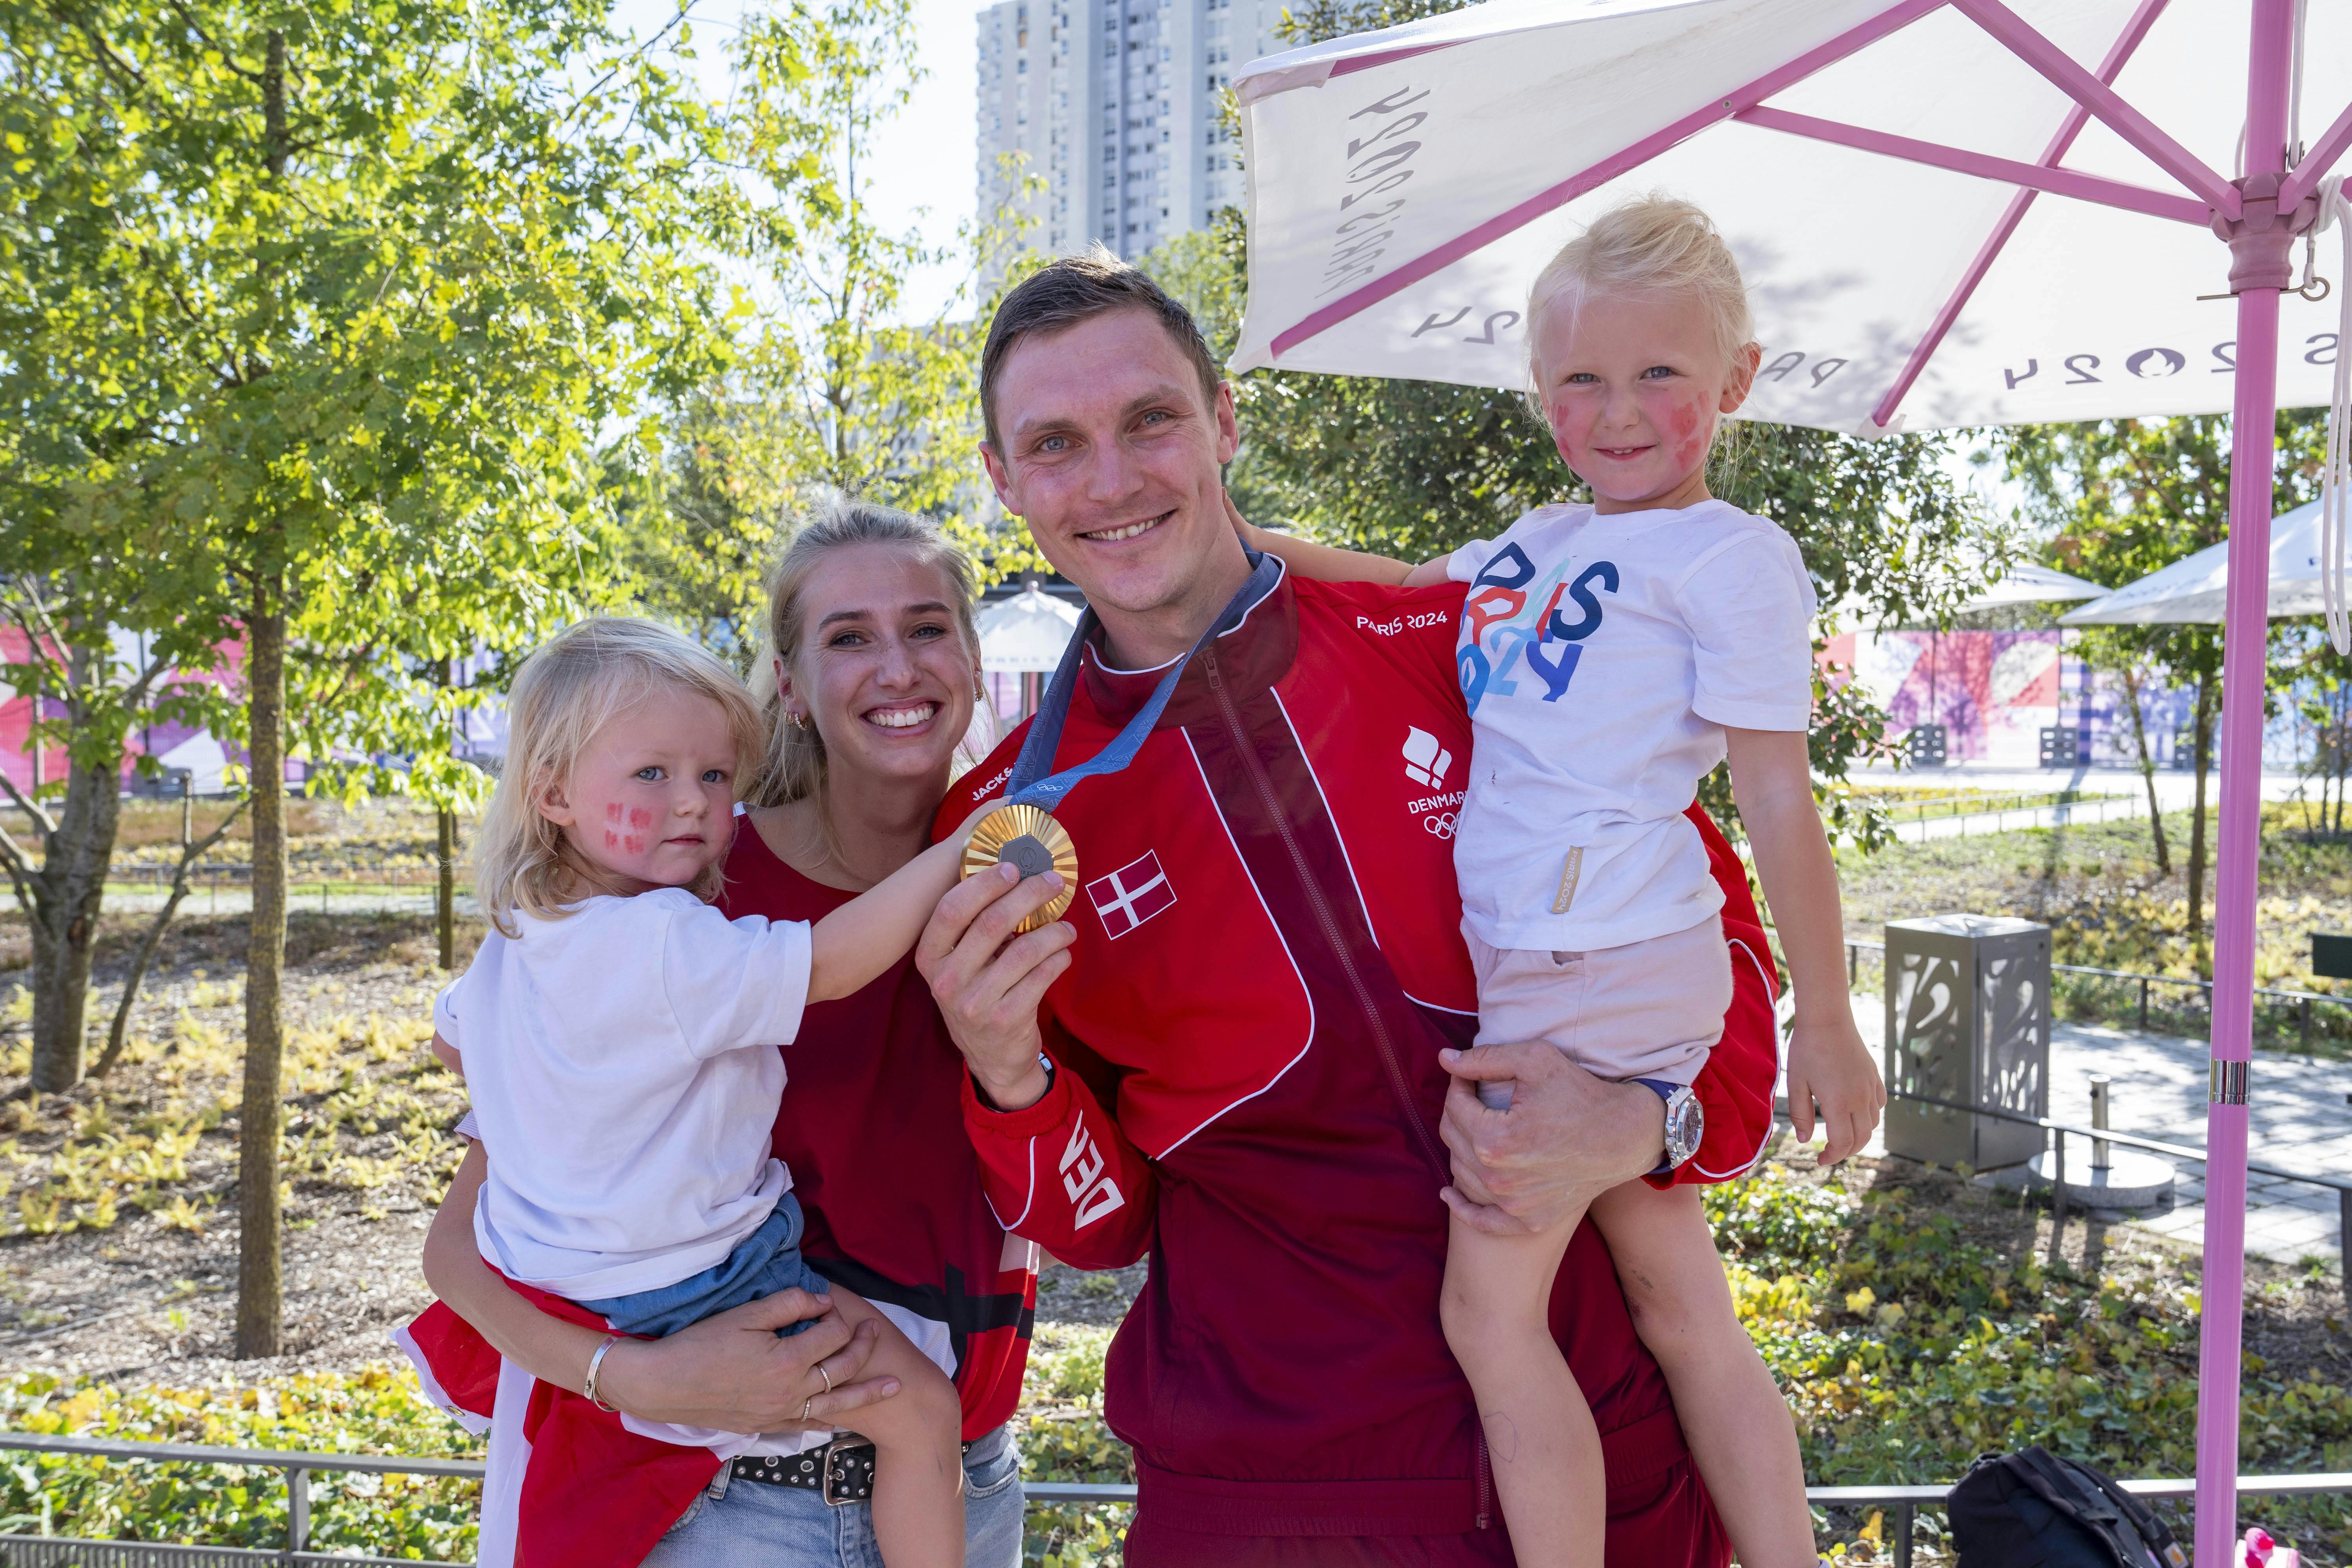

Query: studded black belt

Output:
[731, 1437, 878, 1505]
[730, 1434, 977, 1507]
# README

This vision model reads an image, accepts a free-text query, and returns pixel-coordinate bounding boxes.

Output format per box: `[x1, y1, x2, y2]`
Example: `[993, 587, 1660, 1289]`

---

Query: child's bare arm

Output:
[1224, 492, 1443, 587]
[430, 1033, 464, 1078]
[807, 810, 1000, 1003]
[1723, 727, 1883, 1164]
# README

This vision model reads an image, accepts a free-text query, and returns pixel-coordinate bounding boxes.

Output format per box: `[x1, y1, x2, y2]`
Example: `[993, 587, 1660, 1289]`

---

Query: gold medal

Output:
[960, 802, 1079, 933]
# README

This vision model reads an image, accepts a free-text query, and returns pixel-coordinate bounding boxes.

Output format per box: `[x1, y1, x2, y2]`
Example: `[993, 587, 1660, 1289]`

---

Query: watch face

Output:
[1666, 1092, 1704, 1164]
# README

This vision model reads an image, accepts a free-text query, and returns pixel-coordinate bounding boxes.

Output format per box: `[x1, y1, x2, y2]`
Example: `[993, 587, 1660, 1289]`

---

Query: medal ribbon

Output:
[1004, 551, 1281, 812]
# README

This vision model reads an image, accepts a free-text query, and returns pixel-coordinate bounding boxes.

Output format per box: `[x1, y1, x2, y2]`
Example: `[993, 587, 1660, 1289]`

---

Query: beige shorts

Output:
[1464, 913, 1733, 1092]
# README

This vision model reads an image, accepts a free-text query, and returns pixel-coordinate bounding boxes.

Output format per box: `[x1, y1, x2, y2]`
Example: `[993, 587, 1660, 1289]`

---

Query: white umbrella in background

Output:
[1233, 1, 2350, 1553]
[2063, 494, 2331, 621]
[1961, 562, 2110, 613]
[977, 583, 1083, 721]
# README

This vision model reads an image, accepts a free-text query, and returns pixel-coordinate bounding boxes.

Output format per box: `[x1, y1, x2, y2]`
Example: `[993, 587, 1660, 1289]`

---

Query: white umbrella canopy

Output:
[2060, 494, 2331, 621]
[1230, 0, 2351, 434]
[977, 583, 1083, 673]
[1960, 561, 2110, 610]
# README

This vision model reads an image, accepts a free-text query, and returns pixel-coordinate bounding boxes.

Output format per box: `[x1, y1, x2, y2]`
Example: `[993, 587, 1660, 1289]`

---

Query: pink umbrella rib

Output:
[1736, 107, 2207, 225]
[1868, 0, 2171, 428]
[1266, 0, 1950, 360]
[2281, 96, 2352, 208]
[1951, 0, 2238, 218]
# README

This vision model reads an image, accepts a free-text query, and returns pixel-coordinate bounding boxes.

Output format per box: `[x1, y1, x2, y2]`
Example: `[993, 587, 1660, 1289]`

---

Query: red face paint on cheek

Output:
[1671, 398, 1709, 473]
[604, 829, 621, 850]
[628, 806, 653, 830]
[606, 802, 625, 824]
[623, 835, 647, 855]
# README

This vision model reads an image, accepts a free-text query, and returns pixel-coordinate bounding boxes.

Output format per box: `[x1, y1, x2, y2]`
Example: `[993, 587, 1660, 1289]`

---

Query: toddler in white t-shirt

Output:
[427, 617, 991, 1568]
[1237, 196, 1882, 1568]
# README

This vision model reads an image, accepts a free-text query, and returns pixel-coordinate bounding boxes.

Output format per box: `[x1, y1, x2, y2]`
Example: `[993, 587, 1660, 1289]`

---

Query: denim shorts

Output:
[575, 1196, 829, 1338]
[638, 1421, 1025, 1568]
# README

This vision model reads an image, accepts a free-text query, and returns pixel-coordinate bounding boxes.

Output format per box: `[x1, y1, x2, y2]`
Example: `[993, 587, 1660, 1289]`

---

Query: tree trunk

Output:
[2185, 670, 2216, 971]
[26, 647, 127, 1092]
[437, 808, 456, 969]
[436, 657, 456, 969]
[237, 582, 288, 1360]
[2120, 664, 2170, 876]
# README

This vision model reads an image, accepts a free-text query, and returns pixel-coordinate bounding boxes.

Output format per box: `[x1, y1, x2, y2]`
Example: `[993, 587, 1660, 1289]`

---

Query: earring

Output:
[973, 674, 988, 704]
[785, 710, 809, 732]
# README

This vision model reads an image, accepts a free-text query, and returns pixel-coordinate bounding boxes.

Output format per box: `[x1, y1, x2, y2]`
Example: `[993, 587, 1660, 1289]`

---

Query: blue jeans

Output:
[637, 1422, 1025, 1568]
[576, 1197, 828, 1337]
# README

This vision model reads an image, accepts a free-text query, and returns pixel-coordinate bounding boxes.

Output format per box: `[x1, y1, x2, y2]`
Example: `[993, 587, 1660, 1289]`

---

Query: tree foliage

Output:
[1989, 412, 2329, 958]
[1, 0, 739, 1352]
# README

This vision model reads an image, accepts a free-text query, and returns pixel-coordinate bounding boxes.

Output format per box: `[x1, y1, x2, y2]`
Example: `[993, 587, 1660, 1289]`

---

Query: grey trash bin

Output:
[1883, 914, 2051, 1170]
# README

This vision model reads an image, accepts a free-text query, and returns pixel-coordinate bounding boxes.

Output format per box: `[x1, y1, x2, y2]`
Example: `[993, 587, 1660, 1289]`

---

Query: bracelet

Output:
[583, 1335, 621, 1412]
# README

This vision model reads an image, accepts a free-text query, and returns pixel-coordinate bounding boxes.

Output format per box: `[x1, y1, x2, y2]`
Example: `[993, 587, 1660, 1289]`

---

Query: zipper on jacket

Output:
[1201, 649, 1449, 1183]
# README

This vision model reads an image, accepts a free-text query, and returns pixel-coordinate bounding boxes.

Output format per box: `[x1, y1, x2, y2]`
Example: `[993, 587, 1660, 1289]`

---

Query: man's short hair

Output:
[980, 244, 1223, 452]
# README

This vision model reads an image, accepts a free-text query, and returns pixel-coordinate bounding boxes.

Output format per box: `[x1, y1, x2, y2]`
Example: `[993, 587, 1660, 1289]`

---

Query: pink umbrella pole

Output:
[2196, 2, 2295, 1559]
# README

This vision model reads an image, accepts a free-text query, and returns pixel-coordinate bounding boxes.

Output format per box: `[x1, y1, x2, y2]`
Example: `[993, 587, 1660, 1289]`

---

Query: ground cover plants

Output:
[1838, 801, 2352, 1051]
[5, 1145, 2344, 1564]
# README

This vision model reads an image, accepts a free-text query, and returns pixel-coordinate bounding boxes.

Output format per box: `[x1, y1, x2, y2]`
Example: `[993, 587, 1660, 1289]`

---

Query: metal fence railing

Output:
[1840, 936, 2352, 1053]
[96, 862, 469, 916]
[5, 1432, 2350, 1568]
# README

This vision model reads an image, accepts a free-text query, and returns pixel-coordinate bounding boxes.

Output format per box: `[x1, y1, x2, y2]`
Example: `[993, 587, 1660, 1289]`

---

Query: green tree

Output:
[1991, 413, 2328, 963]
[724, 0, 1028, 570]
[5, 0, 735, 1354]
[617, 390, 801, 668]
[0, 569, 236, 1093]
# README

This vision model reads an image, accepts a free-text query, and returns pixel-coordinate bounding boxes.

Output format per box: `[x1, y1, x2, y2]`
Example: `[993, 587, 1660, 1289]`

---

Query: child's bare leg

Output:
[1440, 1202, 1599, 1568]
[819, 1287, 966, 1568]
[1590, 1180, 1813, 1568]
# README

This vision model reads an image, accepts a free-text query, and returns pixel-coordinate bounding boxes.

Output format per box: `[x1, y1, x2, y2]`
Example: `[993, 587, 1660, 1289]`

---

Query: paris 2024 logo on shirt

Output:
[1457, 542, 1619, 715]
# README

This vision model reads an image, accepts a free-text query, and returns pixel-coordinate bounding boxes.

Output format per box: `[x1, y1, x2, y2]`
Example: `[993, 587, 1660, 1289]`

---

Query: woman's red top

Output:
[719, 817, 1036, 1439]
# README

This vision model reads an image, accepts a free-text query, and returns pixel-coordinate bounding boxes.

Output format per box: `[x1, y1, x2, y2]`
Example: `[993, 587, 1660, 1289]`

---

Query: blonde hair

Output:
[1526, 194, 1755, 394]
[748, 498, 983, 813]
[474, 617, 766, 936]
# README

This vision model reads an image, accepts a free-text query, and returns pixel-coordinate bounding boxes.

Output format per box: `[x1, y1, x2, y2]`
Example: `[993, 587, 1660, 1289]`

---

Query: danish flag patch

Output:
[1086, 851, 1176, 939]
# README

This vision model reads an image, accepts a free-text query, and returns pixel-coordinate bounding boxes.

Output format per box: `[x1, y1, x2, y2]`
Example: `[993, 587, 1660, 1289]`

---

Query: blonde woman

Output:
[419, 506, 1038, 1568]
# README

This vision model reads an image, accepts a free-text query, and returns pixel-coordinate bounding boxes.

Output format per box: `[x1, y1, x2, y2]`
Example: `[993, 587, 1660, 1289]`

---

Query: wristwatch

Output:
[1633, 1078, 1703, 1173]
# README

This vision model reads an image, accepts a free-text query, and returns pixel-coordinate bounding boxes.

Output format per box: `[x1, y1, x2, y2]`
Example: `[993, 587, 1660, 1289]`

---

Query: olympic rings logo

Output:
[1423, 813, 1456, 839]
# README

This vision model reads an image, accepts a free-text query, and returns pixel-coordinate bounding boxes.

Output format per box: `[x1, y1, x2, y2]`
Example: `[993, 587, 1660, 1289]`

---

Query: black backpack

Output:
[1948, 1447, 2188, 1568]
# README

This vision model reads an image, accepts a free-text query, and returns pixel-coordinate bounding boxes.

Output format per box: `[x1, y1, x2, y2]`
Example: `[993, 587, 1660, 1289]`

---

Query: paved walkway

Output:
[1845, 996, 2352, 1267]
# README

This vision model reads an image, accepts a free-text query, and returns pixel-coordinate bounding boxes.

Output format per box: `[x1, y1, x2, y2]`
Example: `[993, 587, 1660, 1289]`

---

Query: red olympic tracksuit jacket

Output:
[939, 568, 1780, 1566]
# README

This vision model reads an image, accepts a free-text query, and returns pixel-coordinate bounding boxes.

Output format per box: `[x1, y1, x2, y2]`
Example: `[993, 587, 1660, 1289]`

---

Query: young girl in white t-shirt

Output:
[428, 616, 996, 1568]
[1236, 195, 1882, 1568]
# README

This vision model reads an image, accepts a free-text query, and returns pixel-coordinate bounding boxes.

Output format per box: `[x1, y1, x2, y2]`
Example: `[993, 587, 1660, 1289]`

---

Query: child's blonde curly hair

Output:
[472, 617, 764, 937]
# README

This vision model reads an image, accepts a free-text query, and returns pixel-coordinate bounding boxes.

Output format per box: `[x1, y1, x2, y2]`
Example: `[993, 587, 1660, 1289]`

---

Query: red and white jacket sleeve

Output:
[957, 1020, 1159, 1268]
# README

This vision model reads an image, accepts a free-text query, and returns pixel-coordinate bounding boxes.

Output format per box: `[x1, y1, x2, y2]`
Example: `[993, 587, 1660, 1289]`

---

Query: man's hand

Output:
[598, 1288, 896, 1435]
[1785, 1014, 1883, 1166]
[916, 861, 1077, 1112]
[1438, 1043, 1666, 1234]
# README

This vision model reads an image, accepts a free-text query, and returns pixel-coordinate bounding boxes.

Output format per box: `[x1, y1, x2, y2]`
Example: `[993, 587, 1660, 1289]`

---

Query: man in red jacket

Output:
[918, 252, 1781, 1566]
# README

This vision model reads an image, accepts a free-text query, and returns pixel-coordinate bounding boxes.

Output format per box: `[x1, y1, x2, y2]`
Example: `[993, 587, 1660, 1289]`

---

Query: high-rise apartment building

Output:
[975, 0, 1285, 261]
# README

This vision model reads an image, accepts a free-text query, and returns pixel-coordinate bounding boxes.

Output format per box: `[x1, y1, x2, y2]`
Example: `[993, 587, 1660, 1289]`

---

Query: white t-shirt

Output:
[434, 887, 813, 1299]
[1445, 499, 1817, 952]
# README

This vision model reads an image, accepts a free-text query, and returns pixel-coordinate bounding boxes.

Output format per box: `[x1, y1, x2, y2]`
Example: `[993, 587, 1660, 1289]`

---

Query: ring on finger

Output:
[818, 1362, 834, 1396]
[801, 1397, 814, 1422]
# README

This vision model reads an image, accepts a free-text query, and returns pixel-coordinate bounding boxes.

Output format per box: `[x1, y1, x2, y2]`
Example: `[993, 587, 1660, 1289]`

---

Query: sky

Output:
[607, 0, 983, 324]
